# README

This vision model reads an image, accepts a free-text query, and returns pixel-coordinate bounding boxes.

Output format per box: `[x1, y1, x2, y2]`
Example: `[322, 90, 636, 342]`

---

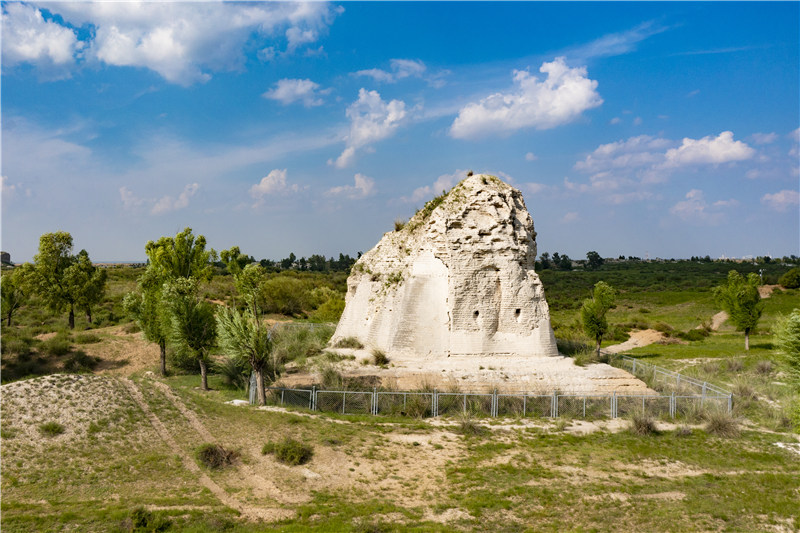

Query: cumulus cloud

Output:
[449, 57, 602, 140]
[249, 169, 300, 206]
[330, 89, 406, 168]
[326, 173, 375, 199]
[1, 176, 16, 198]
[789, 128, 800, 158]
[663, 131, 755, 167]
[525, 152, 538, 162]
[4, 2, 340, 85]
[669, 189, 736, 225]
[402, 169, 467, 204]
[1, 3, 81, 78]
[561, 212, 579, 223]
[151, 183, 199, 214]
[263, 78, 329, 107]
[761, 189, 799, 212]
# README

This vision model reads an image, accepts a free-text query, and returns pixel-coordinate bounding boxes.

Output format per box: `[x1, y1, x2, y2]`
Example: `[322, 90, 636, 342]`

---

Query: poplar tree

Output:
[714, 271, 763, 351]
[581, 281, 616, 357]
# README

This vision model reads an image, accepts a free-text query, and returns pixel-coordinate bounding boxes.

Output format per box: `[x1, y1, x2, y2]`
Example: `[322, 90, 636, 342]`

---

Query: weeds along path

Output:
[122, 379, 293, 522]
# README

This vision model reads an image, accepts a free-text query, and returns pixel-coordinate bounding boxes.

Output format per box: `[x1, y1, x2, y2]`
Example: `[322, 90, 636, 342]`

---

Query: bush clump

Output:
[334, 337, 364, 349]
[262, 437, 314, 465]
[41, 335, 72, 356]
[456, 414, 487, 437]
[39, 421, 65, 437]
[63, 350, 99, 372]
[629, 413, 659, 436]
[677, 328, 710, 342]
[704, 411, 740, 438]
[195, 443, 239, 469]
[72, 332, 101, 344]
[126, 506, 171, 532]
[372, 349, 389, 366]
[779, 267, 800, 289]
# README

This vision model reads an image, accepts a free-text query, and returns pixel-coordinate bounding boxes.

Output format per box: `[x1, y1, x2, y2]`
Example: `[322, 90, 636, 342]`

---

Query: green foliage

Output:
[195, 443, 239, 469]
[393, 218, 406, 231]
[778, 267, 800, 289]
[1, 268, 27, 326]
[714, 270, 763, 349]
[38, 421, 65, 437]
[585, 251, 604, 271]
[145, 227, 215, 282]
[580, 281, 616, 352]
[41, 333, 72, 356]
[163, 278, 217, 387]
[312, 295, 345, 322]
[214, 356, 250, 390]
[334, 336, 364, 349]
[272, 324, 334, 365]
[456, 414, 487, 437]
[371, 349, 389, 366]
[262, 437, 314, 465]
[774, 308, 800, 377]
[216, 305, 273, 404]
[260, 276, 312, 315]
[128, 506, 172, 532]
[72, 332, 101, 344]
[63, 350, 99, 372]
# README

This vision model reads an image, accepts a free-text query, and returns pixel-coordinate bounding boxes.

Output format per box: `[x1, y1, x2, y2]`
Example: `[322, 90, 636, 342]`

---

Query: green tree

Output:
[774, 309, 800, 376]
[70, 250, 107, 324]
[220, 246, 253, 277]
[581, 281, 616, 357]
[216, 306, 274, 405]
[1, 268, 28, 327]
[714, 271, 763, 350]
[28, 232, 80, 328]
[126, 228, 216, 376]
[779, 268, 800, 289]
[585, 251, 604, 271]
[164, 278, 217, 391]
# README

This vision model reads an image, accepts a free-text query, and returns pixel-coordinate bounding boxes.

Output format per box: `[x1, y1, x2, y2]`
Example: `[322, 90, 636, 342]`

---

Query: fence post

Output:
[612, 391, 616, 418]
[310, 386, 315, 410]
[702, 382, 707, 407]
[670, 391, 675, 418]
[433, 389, 438, 417]
[583, 396, 586, 418]
[523, 393, 527, 417]
[552, 391, 558, 418]
[342, 391, 346, 414]
[633, 359, 637, 374]
[313, 388, 317, 411]
[492, 389, 498, 417]
[281, 389, 285, 406]
[373, 387, 377, 415]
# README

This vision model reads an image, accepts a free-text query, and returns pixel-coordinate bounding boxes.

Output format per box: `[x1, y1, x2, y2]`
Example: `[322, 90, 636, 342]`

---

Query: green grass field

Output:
[1, 260, 799, 531]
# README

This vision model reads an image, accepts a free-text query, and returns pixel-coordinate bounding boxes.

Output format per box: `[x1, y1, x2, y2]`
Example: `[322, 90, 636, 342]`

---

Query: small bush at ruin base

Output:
[704, 411, 740, 438]
[456, 414, 487, 437]
[195, 443, 239, 469]
[334, 337, 364, 349]
[39, 421, 65, 437]
[262, 437, 314, 465]
[372, 349, 389, 366]
[629, 413, 659, 436]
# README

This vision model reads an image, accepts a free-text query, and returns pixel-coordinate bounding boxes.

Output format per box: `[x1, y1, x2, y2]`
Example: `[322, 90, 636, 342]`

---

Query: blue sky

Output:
[2, 1, 798, 262]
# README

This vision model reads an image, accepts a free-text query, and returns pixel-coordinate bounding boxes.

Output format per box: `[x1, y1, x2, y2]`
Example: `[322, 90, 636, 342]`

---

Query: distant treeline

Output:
[211, 252, 359, 274]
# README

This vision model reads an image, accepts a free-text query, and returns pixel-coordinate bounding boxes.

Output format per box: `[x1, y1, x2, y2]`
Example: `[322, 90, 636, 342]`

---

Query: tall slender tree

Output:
[1, 268, 28, 327]
[581, 281, 616, 358]
[714, 271, 763, 350]
[216, 306, 273, 405]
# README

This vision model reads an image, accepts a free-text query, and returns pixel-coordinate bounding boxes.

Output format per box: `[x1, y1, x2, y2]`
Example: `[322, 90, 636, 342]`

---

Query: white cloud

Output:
[249, 169, 299, 206]
[1, 3, 81, 78]
[119, 186, 145, 210]
[450, 57, 602, 139]
[1, 176, 16, 198]
[789, 128, 800, 158]
[575, 135, 671, 174]
[525, 152, 538, 162]
[609, 117, 621, 125]
[566, 21, 668, 61]
[561, 212, 579, 223]
[8, 2, 340, 85]
[663, 131, 754, 167]
[633, 117, 642, 126]
[520, 182, 553, 195]
[355, 58, 427, 83]
[151, 183, 198, 214]
[326, 173, 375, 199]
[669, 189, 736, 225]
[263, 78, 329, 107]
[404, 169, 466, 203]
[750, 132, 778, 145]
[330, 89, 406, 168]
[761, 190, 799, 212]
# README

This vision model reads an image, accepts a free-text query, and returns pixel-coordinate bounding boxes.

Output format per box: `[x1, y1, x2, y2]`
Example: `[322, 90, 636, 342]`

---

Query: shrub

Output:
[262, 437, 313, 465]
[779, 267, 800, 289]
[677, 329, 710, 342]
[754, 360, 774, 375]
[393, 218, 406, 231]
[2, 337, 33, 357]
[372, 349, 389, 366]
[195, 443, 239, 469]
[312, 296, 345, 322]
[128, 506, 171, 532]
[456, 414, 487, 437]
[319, 365, 344, 390]
[334, 337, 364, 349]
[556, 337, 590, 356]
[726, 359, 744, 372]
[41, 335, 72, 356]
[39, 421, 65, 437]
[122, 321, 141, 334]
[675, 425, 692, 437]
[629, 413, 658, 436]
[215, 357, 250, 390]
[63, 350, 99, 372]
[704, 411, 740, 438]
[72, 332, 101, 344]
[272, 324, 334, 364]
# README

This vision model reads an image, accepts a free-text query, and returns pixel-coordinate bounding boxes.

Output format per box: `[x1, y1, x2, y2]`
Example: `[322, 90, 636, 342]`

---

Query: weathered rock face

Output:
[332, 174, 558, 358]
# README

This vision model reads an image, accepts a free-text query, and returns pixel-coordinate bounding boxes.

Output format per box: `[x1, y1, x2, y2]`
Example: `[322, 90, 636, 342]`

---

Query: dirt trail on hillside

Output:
[123, 378, 294, 522]
[602, 329, 665, 355]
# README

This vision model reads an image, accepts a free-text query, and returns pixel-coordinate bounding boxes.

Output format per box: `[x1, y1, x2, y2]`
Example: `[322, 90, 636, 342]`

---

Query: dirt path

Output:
[602, 329, 665, 355]
[709, 311, 728, 331]
[122, 378, 293, 521]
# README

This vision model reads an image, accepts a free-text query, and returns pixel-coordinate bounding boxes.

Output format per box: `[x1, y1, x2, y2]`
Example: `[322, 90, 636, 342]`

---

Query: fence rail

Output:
[250, 353, 732, 420]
